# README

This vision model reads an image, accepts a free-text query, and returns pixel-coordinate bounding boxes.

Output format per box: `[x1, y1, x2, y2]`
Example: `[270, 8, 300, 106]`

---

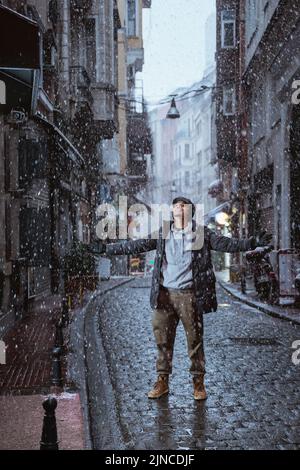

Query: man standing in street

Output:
[95, 197, 272, 400]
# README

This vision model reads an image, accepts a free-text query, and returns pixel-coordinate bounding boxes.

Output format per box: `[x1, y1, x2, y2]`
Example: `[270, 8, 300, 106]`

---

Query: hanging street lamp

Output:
[166, 96, 180, 119]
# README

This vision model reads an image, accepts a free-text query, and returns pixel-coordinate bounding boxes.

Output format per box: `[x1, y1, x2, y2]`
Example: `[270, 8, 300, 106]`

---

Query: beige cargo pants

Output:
[152, 287, 205, 377]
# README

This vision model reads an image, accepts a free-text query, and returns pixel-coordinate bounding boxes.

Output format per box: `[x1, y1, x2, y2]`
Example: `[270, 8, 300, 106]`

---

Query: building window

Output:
[185, 171, 190, 187]
[128, 0, 136, 36]
[177, 175, 181, 192]
[184, 144, 190, 159]
[196, 121, 202, 136]
[223, 86, 236, 116]
[264, 1, 270, 15]
[48, 0, 58, 25]
[198, 180, 202, 195]
[197, 151, 202, 167]
[221, 10, 236, 48]
[86, 18, 96, 80]
[246, 0, 259, 45]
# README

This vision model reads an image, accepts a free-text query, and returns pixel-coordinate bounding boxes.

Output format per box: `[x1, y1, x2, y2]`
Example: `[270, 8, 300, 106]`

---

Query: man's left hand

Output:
[255, 230, 273, 248]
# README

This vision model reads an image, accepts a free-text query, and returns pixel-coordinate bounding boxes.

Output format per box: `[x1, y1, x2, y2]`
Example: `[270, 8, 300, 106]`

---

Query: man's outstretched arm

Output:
[105, 236, 157, 256]
[89, 234, 158, 256]
[207, 228, 272, 253]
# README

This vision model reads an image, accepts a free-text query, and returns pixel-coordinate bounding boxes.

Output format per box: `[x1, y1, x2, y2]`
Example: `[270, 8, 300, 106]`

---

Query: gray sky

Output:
[138, 0, 216, 104]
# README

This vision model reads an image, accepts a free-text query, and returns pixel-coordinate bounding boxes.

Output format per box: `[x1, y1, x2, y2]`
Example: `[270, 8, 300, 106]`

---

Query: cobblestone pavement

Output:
[96, 276, 300, 450]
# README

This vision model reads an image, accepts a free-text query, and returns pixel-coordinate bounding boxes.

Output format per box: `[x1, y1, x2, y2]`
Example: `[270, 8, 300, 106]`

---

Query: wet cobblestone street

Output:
[96, 277, 300, 450]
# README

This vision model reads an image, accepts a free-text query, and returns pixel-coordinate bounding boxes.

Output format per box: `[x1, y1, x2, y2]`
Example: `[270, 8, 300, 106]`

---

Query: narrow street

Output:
[1, 0, 300, 455]
[88, 277, 300, 450]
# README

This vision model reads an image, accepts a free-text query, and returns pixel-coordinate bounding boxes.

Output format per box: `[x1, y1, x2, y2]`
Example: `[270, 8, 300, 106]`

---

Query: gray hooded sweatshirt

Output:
[160, 221, 196, 290]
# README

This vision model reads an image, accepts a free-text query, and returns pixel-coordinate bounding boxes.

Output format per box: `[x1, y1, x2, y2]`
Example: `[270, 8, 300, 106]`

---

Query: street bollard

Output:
[51, 347, 63, 387]
[40, 396, 59, 450]
[55, 320, 64, 349]
[61, 298, 69, 327]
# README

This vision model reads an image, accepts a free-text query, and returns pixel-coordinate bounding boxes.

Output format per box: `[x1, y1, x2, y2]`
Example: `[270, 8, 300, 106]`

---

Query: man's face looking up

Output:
[172, 201, 193, 227]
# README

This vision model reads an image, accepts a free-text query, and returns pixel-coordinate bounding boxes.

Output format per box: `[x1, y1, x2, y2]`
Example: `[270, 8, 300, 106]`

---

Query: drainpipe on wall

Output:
[58, 0, 70, 109]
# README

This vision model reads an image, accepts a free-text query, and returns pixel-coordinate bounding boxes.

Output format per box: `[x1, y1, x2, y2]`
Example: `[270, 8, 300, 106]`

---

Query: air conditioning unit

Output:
[6, 109, 27, 125]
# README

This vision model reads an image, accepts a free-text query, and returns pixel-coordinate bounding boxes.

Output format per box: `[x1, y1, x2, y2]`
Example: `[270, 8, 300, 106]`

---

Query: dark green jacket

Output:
[106, 221, 255, 314]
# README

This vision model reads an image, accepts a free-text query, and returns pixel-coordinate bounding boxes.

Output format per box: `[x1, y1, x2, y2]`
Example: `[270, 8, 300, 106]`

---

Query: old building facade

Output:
[243, 0, 300, 251]
[100, 0, 151, 204]
[99, 0, 152, 275]
[215, 0, 241, 229]
[0, 0, 137, 333]
[215, 0, 300, 284]
[216, 0, 300, 246]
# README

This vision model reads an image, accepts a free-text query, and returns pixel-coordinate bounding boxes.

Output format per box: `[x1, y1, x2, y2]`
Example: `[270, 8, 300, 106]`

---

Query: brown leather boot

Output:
[148, 375, 169, 399]
[193, 375, 207, 401]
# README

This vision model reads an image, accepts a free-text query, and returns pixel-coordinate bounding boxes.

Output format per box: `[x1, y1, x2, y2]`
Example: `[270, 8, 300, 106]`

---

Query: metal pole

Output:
[51, 347, 63, 387]
[40, 396, 59, 450]
[55, 320, 64, 349]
